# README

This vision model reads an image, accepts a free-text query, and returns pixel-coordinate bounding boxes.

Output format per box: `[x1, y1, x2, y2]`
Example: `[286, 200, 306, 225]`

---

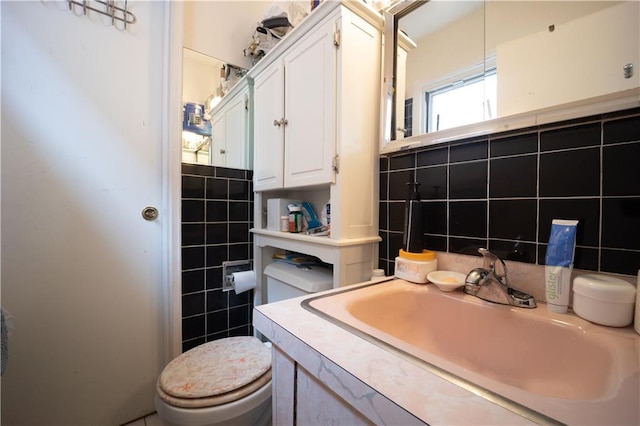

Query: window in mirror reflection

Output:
[395, 0, 639, 140]
[427, 69, 496, 132]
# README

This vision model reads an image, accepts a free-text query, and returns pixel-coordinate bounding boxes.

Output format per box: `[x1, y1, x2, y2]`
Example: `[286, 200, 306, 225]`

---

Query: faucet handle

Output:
[478, 248, 508, 279]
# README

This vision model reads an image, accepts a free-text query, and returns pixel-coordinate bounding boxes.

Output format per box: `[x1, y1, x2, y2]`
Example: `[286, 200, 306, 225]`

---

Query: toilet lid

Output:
[158, 336, 271, 402]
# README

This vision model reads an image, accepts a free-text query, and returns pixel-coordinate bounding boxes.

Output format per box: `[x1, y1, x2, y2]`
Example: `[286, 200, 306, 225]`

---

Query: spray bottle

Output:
[395, 181, 437, 283]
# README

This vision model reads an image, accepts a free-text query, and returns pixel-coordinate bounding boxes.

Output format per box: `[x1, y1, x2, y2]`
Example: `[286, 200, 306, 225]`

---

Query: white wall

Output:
[183, 1, 272, 69]
[496, 1, 639, 116]
[1, 2, 170, 424]
[182, 48, 225, 105]
[405, 8, 485, 97]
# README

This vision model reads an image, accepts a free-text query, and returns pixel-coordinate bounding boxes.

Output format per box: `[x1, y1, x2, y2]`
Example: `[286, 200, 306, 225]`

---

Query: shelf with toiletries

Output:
[252, 185, 381, 290]
[249, 2, 383, 293]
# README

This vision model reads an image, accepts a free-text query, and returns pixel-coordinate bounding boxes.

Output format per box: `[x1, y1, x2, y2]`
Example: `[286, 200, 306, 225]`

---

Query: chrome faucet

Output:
[464, 248, 537, 308]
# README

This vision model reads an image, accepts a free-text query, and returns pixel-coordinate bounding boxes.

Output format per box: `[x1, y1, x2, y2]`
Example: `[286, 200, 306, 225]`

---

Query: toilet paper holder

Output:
[222, 260, 253, 292]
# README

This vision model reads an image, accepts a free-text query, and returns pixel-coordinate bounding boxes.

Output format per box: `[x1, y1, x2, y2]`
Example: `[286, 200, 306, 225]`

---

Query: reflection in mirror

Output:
[396, 0, 485, 136]
[181, 48, 247, 165]
[398, 0, 486, 138]
[393, 0, 639, 143]
[486, 1, 638, 117]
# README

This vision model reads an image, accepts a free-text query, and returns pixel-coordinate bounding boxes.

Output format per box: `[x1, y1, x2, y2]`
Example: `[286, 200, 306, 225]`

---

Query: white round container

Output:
[394, 249, 437, 284]
[572, 274, 636, 327]
[371, 269, 387, 281]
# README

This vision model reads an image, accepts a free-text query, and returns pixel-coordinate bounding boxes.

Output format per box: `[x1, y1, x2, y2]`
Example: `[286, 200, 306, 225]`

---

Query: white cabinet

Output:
[253, 16, 336, 191]
[209, 76, 252, 169]
[283, 17, 336, 189]
[249, 2, 383, 293]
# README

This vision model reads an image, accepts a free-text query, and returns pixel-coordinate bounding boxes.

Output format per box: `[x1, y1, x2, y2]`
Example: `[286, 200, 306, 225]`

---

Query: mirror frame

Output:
[381, 1, 427, 149]
[381, 0, 640, 155]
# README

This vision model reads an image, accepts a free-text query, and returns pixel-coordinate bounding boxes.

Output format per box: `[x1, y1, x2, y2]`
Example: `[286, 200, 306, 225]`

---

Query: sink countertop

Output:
[253, 279, 539, 425]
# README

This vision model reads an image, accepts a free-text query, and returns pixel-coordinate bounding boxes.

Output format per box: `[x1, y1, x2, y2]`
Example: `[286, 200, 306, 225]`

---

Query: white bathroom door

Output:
[1, 2, 177, 425]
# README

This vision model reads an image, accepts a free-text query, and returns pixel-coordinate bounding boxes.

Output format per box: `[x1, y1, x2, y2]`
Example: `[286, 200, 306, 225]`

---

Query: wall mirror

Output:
[181, 47, 250, 168]
[384, 0, 639, 152]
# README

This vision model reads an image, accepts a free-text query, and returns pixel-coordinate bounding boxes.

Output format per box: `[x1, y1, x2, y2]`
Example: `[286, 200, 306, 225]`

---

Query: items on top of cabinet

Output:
[244, 4, 302, 65]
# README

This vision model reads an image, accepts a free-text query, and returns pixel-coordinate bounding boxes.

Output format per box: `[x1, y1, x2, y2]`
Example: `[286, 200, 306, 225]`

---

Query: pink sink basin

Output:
[306, 279, 640, 425]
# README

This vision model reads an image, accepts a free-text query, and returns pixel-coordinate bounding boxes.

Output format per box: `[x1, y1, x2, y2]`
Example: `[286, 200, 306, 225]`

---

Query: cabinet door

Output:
[296, 365, 371, 425]
[211, 110, 226, 167]
[224, 91, 248, 169]
[283, 18, 336, 188]
[253, 63, 285, 191]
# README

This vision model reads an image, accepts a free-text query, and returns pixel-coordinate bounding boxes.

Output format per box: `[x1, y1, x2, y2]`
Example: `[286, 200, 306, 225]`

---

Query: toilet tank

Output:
[263, 262, 333, 303]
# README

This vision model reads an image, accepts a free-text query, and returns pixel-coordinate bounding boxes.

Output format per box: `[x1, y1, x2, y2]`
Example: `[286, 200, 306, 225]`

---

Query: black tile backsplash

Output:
[603, 143, 640, 196]
[417, 146, 448, 166]
[601, 198, 640, 250]
[181, 164, 254, 352]
[388, 169, 415, 200]
[489, 155, 537, 198]
[379, 108, 640, 277]
[206, 178, 229, 200]
[490, 133, 537, 157]
[416, 166, 447, 199]
[449, 162, 487, 199]
[422, 201, 447, 235]
[449, 201, 486, 238]
[404, 98, 413, 138]
[182, 200, 205, 223]
[388, 202, 404, 232]
[539, 148, 600, 197]
[206, 200, 228, 222]
[389, 152, 415, 170]
[450, 139, 488, 162]
[540, 122, 601, 151]
[489, 199, 537, 241]
[603, 115, 640, 144]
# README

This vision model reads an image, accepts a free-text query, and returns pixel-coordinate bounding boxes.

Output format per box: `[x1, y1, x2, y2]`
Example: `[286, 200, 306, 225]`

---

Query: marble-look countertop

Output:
[254, 252, 638, 425]
[254, 279, 539, 425]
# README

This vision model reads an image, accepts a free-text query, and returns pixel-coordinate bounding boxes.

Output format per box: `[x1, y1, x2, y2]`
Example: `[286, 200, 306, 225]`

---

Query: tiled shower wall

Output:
[181, 163, 254, 352]
[379, 108, 640, 277]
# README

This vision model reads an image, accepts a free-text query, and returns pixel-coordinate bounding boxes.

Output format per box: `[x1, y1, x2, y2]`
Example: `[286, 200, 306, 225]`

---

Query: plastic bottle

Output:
[288, 205, 303, 233]
[280, 216, 289, 232]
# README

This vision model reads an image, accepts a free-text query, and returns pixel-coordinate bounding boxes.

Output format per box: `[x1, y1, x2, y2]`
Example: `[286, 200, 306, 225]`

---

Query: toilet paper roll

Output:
[231, 270, 256, 295]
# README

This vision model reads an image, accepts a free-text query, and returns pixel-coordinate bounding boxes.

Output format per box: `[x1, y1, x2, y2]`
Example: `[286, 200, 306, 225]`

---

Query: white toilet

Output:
[155, 262, 333, 426]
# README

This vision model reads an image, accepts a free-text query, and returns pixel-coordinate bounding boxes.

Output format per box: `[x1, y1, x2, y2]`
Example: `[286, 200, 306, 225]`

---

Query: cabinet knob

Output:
[273, 118, 288, 127]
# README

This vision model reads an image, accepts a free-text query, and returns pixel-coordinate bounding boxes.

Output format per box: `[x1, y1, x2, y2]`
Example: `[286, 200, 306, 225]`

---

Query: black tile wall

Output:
[404, 98, 413, 138]
[379, 108, 640, 277]
[181, 163, 254, 352]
